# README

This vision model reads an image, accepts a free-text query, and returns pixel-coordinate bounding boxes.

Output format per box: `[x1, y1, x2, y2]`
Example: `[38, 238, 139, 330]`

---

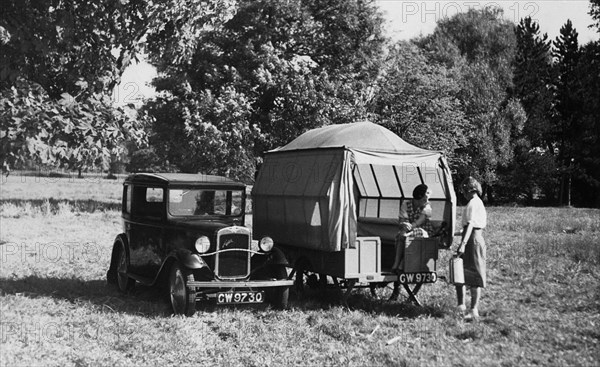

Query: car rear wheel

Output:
[117, 243, 135, 292]
[168, 262, 197, 316]
[267, 265, 289, 309]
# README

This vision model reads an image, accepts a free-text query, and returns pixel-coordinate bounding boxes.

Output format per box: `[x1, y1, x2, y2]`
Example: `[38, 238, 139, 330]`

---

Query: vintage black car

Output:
[107, 173, 293, 316]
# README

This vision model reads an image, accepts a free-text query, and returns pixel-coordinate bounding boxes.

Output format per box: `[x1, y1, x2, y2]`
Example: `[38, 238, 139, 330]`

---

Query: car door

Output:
[128, 185, 165, 279]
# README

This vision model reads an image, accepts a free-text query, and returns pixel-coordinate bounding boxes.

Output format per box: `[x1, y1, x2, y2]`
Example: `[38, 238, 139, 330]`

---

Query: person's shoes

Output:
[464, 308, 479, 321]
[456, 304, 467, 316]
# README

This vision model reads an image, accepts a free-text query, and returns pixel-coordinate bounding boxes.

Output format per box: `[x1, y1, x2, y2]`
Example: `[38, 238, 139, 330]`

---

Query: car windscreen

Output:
[168, 189, 243, 217]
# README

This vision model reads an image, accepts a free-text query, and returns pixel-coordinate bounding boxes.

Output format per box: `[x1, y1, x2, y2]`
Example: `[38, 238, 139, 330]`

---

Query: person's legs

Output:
[455, 285, 466, 313]
[461, 287, 481, 320]
[391, 232, 407, 271]
[469, 287, 481, 315]
[390, 231, 408, 301]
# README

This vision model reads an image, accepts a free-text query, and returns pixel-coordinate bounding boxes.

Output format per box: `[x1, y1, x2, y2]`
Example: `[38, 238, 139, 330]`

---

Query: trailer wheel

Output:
[306, 273, 320, 289]
[319, 274, 328, 288]
[293, 260, 307, 294]
[368, 281, 391, 299]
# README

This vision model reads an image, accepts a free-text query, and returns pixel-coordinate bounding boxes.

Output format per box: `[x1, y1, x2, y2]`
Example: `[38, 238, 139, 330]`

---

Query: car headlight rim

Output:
[195, 236, 211, 253]
[259, 236, 274, 252]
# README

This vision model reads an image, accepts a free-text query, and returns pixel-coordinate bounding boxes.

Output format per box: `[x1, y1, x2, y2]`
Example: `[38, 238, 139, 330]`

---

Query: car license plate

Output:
[216, 291, 265, 304]
[397, 272, 437, 284]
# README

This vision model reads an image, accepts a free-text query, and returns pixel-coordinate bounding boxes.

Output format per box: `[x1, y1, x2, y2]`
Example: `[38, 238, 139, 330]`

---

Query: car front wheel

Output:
[168, 262, 197, 316]
[267, 265, 290, 309]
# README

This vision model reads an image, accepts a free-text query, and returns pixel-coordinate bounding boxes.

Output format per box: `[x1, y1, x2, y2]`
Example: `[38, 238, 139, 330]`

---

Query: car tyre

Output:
[116, 242, 135, 292]
[169, 262, 197, 316]
[267, 265, 289, 309]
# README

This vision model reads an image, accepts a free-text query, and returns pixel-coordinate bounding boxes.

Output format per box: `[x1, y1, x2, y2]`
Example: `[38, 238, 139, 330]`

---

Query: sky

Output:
[114, 0, 599, 105]
[377, 0, 598, 43]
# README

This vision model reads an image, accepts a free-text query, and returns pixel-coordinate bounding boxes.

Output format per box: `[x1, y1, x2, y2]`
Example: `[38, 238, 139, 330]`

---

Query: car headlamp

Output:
[195, 236, 211, 253]
[259, 237, 274, 252]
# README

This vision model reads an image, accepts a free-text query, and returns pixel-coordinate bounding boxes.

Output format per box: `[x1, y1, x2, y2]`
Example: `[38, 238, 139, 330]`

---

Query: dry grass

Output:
[1, 178, 599, 366]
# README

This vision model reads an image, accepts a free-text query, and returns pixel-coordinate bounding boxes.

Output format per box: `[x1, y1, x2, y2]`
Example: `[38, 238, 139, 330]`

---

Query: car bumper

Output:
[187, 279, 293, 288]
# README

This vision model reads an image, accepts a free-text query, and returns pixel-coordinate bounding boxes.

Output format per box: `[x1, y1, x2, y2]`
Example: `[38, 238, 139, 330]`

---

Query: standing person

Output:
[389, 184, 433, 300]
[455, 177, 487, 320]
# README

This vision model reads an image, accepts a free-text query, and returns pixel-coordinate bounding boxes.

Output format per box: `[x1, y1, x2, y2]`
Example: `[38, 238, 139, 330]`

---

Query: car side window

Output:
[131, 186, 164, 218]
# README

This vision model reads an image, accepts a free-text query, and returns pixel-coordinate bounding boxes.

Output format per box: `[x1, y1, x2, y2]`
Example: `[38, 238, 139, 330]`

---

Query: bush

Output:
[126, 147, 176, 173]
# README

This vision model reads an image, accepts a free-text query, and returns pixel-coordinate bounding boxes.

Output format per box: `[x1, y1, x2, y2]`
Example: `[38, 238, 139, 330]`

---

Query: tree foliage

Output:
[416, 7, 526, 194]
[1, 78, 145, 172]
[370, 42, 468, 162]
[1, 0, 599, 206]
[570, 41, 600, 206]
[143, 0, 387, 180]
[552, 20, 581, 205]
[0, 0, 151, 172]
[513, 17, 555, 149]
[590, 0, 600, 32]
[0, 0, 151, 98]
[495, 17, 560, 204]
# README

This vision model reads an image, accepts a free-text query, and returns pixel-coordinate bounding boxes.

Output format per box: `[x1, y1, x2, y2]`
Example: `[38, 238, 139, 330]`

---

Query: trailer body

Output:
[252, 121, 456, 283]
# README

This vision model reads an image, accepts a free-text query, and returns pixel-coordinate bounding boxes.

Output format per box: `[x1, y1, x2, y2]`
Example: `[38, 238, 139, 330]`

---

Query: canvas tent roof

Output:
[274, 120, 435, 154]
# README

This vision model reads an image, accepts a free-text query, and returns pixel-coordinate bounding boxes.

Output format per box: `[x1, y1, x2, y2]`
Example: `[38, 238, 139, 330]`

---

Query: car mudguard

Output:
[268, 247, 289, 266]
[106, 233, 128, 284]
[169, 248, 207, 270]
[151, 249, 209, 287]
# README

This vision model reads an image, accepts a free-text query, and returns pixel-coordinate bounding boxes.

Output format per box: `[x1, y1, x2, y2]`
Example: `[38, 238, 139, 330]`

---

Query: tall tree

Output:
[0, 0, 152, 172]
[370, 41, 468, 164]
[553, 20, 580, 206]
[417, 7, 516, 89]
[0, 0, 151, 99]
[143, 0, 387, 180]
[570, 40, 600, 206]
[0, 78, 146, 174]
[499, 17, 559, 204]
[416, 7, 526, 198]
[513, 17, 555, 149]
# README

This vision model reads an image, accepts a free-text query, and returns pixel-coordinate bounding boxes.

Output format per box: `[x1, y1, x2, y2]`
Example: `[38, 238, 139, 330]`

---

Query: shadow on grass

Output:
[289, 285, 447, 319]
[0, 275, 449, 318]
[0, 275, 172, 316]
[1, 198, 121, 213]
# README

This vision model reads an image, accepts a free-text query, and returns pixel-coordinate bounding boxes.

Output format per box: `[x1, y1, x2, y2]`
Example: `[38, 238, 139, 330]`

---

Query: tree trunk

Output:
[485, 184, 494, 205]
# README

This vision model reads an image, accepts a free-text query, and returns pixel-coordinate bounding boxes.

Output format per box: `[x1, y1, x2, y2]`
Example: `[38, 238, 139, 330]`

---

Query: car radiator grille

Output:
[216, 232, 250, 279]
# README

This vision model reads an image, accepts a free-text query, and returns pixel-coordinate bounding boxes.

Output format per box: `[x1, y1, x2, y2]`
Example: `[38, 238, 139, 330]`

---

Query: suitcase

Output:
[449, 256, 464, 284]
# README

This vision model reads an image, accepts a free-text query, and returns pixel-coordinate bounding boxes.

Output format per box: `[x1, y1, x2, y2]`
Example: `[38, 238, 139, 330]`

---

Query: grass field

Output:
[1, 175, 599, 366]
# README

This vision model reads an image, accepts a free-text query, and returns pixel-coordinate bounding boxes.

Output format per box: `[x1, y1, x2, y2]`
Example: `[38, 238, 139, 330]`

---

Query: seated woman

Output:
[387, 184, 433, 300]
[391, 184, 433, 272]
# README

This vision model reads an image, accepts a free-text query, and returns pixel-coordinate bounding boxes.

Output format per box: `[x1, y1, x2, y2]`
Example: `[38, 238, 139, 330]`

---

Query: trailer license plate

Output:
[397, 272, 437, 284]
[216, 291, 264, 304]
